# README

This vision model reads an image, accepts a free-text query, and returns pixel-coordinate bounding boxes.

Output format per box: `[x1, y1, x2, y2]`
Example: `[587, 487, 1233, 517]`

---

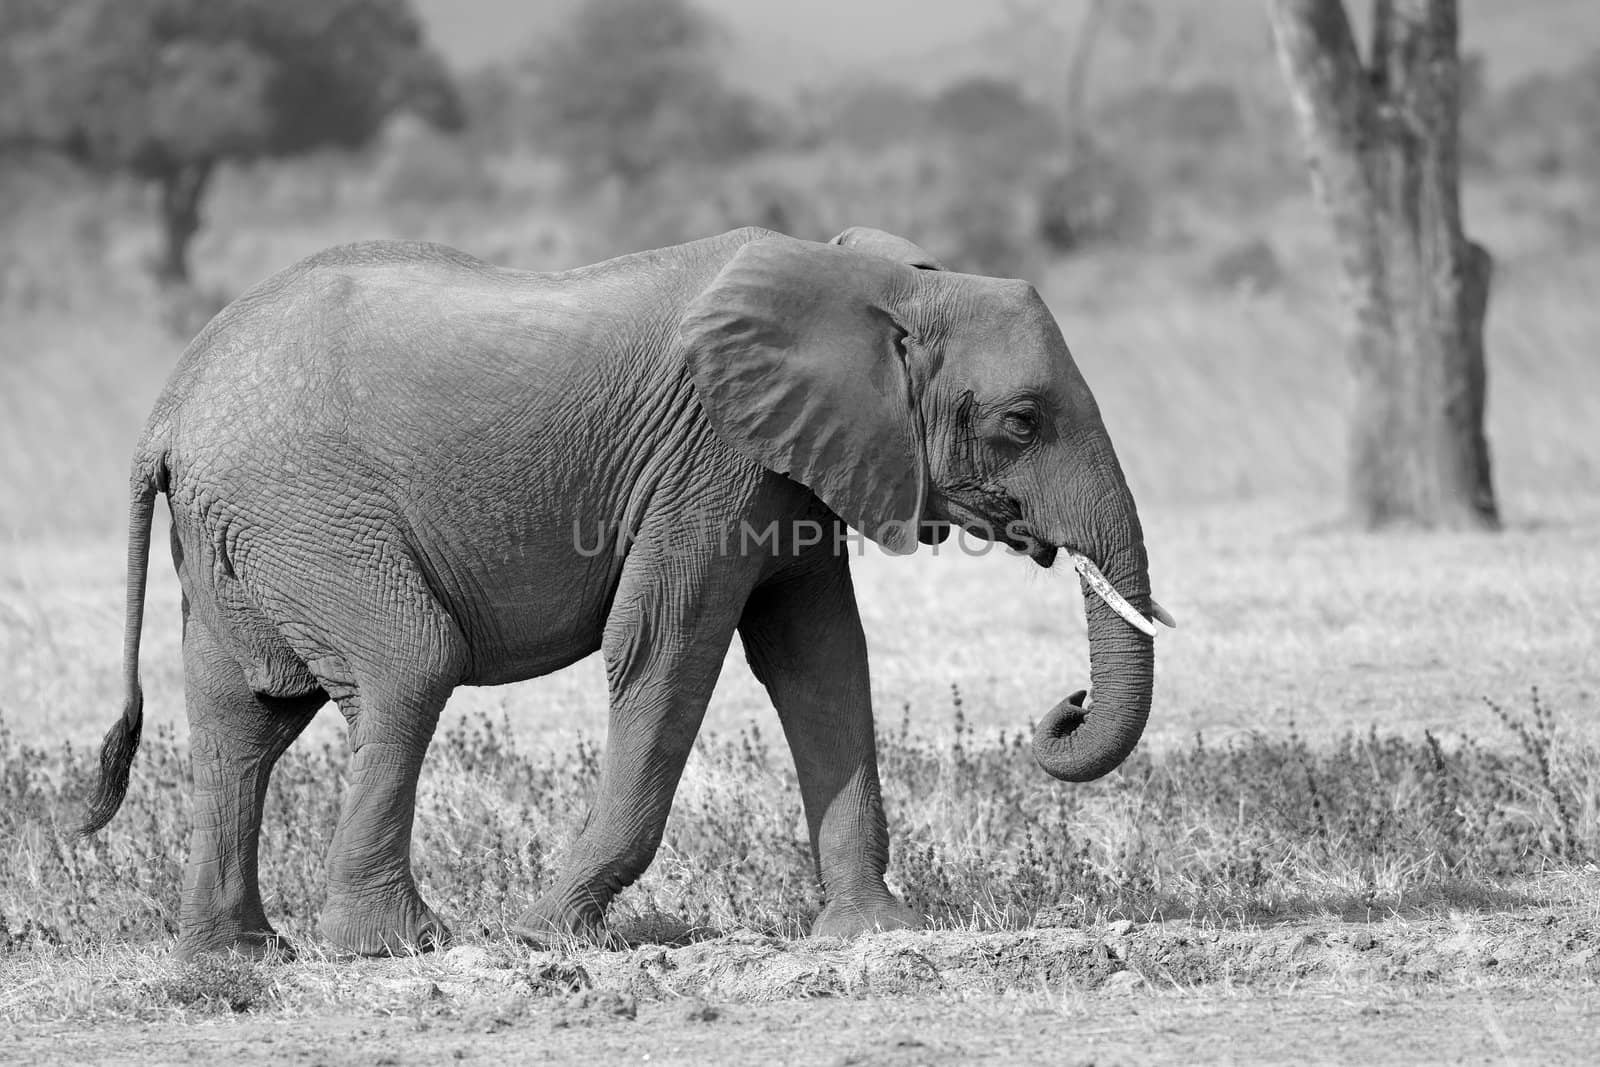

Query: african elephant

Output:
[81, 226, 1172, 959]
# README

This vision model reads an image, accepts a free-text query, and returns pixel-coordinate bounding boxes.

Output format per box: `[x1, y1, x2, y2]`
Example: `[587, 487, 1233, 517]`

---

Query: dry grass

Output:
[3, 689, 1599, 1023]
[4, 688, 1597, 947]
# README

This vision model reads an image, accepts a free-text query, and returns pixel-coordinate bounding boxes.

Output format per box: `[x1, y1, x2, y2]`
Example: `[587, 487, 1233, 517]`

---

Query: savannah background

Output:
[1, 0, 1598, 1062]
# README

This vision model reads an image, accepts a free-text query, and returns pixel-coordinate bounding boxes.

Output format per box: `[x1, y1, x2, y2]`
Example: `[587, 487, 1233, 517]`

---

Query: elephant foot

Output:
[511, 895, 613, 949]
[810, 894, 923, 940]
[175, 924, 297, 963]
[319, 892, 451, 957]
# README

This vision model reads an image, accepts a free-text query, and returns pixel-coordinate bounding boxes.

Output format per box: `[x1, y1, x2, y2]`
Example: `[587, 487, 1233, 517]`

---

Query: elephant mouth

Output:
[992, 514, 1057, 567]
[983, 520, 1057, 568]
[1014, 529, 1057, 568]
[934, 495, 1020, 548]
[937, 499, 1058, 570]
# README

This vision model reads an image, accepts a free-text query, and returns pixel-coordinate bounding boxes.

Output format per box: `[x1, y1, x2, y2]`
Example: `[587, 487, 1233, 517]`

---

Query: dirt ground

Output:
[8, 991, 1600, 1066]
[7, 906, 1600, 1065]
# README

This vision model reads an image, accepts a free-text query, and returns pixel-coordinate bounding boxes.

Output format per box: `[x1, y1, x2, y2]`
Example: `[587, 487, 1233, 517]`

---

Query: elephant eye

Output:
[1002, 409, 1038, 443]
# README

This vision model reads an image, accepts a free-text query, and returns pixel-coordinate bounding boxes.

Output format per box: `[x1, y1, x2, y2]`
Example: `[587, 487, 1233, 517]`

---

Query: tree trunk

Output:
[154, 161, 213, 285]
[1062, 0, 1112, 147]
[1267, 0, 1497, 530]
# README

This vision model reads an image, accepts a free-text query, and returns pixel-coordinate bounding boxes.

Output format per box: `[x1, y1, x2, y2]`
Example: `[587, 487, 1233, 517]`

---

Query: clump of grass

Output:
[0, 689, 1593, 956]
[147, 955, 272, 1013]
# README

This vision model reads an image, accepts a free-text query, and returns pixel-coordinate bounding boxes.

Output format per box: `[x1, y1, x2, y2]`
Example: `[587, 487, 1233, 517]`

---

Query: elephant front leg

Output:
[317, 671, 458, 956]
[310, 566, 469, 957]
[737, 555, 921, 939]
[513, 537, 752, 946]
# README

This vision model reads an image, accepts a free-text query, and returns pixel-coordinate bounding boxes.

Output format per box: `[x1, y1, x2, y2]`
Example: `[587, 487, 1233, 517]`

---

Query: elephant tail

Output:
[79, 462, 162, 836]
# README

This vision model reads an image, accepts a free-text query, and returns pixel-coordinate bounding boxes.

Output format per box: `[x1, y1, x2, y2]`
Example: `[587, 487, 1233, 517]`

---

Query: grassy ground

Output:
[4, 687, 1598, 954]
[1, 169, 1597, 1059]
[5, 692, 1600, 1051]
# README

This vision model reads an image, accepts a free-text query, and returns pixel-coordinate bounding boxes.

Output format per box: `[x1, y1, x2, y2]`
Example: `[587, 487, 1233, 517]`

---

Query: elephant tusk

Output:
[1149, 598, 1177, 629]
[1068, 551, 1158, 637]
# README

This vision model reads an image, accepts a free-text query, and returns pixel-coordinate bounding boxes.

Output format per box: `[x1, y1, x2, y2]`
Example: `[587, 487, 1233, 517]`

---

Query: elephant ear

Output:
[829, 226, 946, 271]
[679, 237, 928, 554]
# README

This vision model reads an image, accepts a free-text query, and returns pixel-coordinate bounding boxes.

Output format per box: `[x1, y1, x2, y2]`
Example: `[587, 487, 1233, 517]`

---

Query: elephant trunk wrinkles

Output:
[1030, 509, 1155, 783]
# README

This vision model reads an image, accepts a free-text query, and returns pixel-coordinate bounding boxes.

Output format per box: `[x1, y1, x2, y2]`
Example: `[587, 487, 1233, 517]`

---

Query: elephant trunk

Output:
[1031, 520, 1156, 782]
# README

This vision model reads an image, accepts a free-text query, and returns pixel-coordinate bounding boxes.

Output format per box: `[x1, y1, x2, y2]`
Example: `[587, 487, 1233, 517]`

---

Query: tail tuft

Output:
[78, 687, 143, 836]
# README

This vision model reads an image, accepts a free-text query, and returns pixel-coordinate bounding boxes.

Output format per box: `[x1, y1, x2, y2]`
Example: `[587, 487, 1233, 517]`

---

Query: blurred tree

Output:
[800, 81, 933, 150]
[1483, 48, 1600, 177]
[1061, 0, 1114, 144]
[456, 64, 522, 156]
[930, 78, 1036, 137]
[1269, 0, 1497, 531]
[0, 0, 462, 283]
[1001, 0, 1165, 144]
[523, 0, 768, 186]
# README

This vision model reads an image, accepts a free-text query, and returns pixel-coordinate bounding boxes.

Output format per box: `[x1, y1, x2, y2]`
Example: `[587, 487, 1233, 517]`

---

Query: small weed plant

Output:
[1, 688, 1593, 955]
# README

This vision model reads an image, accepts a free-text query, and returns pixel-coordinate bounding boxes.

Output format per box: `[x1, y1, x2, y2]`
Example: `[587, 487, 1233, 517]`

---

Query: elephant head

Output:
[679, 229, 1172, 782]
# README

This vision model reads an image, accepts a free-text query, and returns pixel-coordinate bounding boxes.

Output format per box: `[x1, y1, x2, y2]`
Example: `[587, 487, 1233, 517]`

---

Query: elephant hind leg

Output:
[177, 613, 324, 961]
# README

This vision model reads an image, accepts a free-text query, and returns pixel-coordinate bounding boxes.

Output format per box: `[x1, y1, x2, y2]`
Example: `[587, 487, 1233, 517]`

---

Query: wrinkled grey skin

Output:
[81, 226, 1155, 960]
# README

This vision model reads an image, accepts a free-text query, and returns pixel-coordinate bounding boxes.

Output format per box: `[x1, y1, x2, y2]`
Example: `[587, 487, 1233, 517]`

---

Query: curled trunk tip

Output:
[1031, 685, 1148, 782]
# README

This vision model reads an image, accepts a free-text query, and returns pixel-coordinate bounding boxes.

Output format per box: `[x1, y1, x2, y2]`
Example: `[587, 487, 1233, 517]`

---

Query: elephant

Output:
[80, 225, 1173, 960]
